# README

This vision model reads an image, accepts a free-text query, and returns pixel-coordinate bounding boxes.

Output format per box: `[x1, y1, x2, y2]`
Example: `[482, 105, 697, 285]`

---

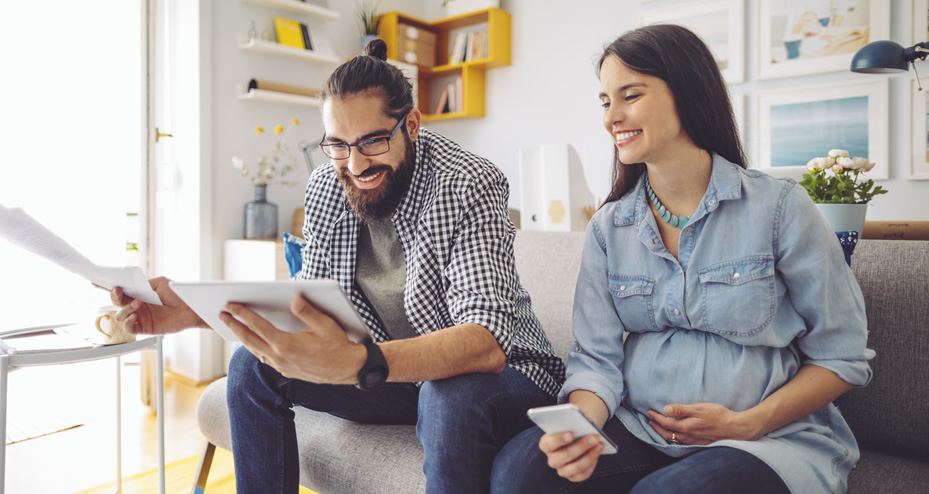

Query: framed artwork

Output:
[640, 0, 745, 83]
[755, 79, 888, 180]
[757, 0, 890, 79]
[730, 92, 746, 143]
[910, 78, 929, 179]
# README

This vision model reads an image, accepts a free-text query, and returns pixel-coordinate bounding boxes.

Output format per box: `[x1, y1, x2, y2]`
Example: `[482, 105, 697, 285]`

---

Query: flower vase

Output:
[244, 184, 278, 240]
[815, 203, 868, 235]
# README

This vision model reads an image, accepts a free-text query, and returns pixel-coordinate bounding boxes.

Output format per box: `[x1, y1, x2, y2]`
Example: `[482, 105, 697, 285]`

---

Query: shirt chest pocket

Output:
[608, 275, 660, 332]
[698, 256, 775, 337]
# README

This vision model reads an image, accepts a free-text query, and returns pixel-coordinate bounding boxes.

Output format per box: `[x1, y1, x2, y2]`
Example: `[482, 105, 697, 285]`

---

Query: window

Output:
[0, 1, 144, 330]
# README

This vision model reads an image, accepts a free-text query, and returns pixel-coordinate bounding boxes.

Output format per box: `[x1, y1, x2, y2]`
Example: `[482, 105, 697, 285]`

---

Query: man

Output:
[111, 40, 565, 493]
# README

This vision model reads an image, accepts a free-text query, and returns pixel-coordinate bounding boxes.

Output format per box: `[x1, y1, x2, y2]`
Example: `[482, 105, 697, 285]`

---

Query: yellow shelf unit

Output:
[377, 8, 511, 121]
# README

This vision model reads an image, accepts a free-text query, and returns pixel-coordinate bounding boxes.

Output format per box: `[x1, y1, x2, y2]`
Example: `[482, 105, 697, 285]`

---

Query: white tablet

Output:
[168, 279, 371, 344]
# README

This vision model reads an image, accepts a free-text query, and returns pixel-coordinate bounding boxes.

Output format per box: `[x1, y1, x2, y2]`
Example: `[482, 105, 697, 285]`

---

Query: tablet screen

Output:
[169, 279, 371, 343]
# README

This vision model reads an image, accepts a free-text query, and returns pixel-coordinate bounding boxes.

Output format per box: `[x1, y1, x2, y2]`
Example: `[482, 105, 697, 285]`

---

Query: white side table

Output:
[0, 334, 165, 494]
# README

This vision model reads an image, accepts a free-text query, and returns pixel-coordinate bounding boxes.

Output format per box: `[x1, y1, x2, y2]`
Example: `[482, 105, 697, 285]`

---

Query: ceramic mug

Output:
[95, 306, 136, 345]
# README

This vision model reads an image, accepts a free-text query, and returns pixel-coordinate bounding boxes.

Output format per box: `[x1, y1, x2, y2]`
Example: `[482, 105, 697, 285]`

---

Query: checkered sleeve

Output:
[443, 169, 518, 357]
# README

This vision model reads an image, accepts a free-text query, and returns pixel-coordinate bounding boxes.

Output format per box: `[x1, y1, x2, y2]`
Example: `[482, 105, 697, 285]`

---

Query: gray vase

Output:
[244, 184, 278, 240]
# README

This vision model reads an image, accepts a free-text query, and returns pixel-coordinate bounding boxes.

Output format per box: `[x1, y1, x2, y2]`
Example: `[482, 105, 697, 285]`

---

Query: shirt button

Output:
[673, 308, 680, 315]
[619, 285, 626, 291]
[651, 239, 657, 245]
[575, 343, 582, 351]
[733, 272, 741, 279]
[684, 228, 692, 234]
[709, 199, 716, 205]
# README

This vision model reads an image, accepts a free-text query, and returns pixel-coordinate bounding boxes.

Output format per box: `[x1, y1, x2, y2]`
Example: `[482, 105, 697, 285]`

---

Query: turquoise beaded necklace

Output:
[645, 175, 689, 229]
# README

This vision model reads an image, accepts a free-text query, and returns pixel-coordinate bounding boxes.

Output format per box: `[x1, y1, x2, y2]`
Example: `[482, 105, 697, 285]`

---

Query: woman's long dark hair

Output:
[320, 39, 414, 120]
[599, 24, 746, 204]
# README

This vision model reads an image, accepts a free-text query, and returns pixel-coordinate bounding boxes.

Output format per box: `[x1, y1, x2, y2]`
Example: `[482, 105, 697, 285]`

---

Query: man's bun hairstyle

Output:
[321, 38, 413, 120]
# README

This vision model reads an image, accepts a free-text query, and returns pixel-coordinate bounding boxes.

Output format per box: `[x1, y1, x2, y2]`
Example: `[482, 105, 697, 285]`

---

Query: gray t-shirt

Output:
[355, 217, 417, 340]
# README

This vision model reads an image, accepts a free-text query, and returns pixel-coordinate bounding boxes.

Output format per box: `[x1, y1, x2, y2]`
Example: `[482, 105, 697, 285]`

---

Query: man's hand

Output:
[538, 432, 604, 483]
[647, 403, 761, 446]
[110, 277, 206, 335]
[220, 294, 366, 384]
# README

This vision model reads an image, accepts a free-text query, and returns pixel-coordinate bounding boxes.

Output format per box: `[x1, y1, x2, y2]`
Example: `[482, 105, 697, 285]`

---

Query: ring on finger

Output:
[670, 432, 681, 445]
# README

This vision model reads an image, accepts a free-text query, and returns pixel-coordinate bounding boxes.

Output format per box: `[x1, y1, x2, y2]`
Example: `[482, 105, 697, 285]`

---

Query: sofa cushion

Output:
[513, 230, 586, 361]
[847, 449, 929, 493]
[196, 378, 427, 494]
[843, 240, 929, 459]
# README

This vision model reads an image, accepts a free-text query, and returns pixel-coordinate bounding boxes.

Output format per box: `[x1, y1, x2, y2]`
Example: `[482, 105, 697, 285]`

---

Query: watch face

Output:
[362, 367, 388, 387]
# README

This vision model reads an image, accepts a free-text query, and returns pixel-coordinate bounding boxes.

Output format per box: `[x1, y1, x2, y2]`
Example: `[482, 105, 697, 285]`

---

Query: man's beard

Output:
[335, 133, 416, 223]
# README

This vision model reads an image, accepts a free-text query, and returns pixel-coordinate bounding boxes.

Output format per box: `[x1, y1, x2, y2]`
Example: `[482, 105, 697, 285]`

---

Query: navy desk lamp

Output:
[851, 40, 929, 89]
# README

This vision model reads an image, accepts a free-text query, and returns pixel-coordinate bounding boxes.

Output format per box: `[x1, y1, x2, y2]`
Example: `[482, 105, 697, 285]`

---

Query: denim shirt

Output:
[561, 154, 874, 494]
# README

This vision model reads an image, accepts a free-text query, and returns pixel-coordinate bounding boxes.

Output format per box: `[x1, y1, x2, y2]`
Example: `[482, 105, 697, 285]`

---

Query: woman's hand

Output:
[110, 277, 206, 335]
[538, 431, 605, 483]
[647, 403, 762, 445]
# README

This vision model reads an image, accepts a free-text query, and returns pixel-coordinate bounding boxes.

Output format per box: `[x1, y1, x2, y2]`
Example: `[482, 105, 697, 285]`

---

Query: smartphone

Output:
[527, 403, 618, 455]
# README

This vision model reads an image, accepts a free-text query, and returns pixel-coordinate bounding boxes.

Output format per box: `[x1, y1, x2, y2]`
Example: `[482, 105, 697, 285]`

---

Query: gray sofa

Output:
[193, 231, 929, 493]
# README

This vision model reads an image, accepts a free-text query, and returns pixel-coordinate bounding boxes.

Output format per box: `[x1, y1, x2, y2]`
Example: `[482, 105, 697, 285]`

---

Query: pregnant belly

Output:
[621, 329, 800, 416]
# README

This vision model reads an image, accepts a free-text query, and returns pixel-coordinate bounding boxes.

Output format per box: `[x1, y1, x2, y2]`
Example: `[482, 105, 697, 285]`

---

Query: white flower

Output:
[828, 149, 849, 159]
[832, 163, 844, 173]
[806, 157, 831, 171]
[232, 156, 244, 170]
[846, 157, 875, 172]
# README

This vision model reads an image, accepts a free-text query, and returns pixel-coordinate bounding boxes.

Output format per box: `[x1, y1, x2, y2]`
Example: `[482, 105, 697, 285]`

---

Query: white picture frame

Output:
[910, 78, 929, 179]
[757, 0, 890, 80]
[639, 0, 745, 84]
[730, 92, 746, 143]
[755, 79, 888, 180]
[914, 0, 928, 46]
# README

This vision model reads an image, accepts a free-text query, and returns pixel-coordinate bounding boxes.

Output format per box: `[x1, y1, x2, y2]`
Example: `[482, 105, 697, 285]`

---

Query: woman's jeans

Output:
[226, 345, 554, 494]
[491, 416, 790, 494]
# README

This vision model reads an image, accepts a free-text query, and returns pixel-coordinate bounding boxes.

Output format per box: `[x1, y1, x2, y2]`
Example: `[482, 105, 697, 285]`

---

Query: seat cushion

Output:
[196, 377, 426, 494]
[847, 449, 929, 493]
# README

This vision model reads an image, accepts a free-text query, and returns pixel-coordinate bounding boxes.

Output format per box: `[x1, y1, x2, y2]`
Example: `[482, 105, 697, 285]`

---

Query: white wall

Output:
[207, 0, 425, 280]
[207, 1, 928, 280]
[425, 0, 928, 222]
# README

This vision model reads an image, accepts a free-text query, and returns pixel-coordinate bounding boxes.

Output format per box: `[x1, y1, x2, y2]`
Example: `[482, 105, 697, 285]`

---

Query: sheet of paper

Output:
[0, 203, 162, 305]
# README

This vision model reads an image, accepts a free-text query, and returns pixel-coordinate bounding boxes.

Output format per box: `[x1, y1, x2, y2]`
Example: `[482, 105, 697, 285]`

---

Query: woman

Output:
[491, 24, 873, 494]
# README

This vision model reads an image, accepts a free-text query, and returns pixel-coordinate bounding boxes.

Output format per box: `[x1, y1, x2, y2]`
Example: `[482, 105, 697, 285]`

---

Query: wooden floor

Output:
[5, 354, 212, 493]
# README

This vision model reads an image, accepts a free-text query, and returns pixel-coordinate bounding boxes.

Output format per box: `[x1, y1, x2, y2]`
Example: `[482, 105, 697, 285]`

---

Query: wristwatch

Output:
[356, 339, 389, 390]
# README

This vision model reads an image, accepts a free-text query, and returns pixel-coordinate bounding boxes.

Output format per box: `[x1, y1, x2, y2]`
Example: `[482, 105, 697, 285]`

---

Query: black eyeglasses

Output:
[319, 111, 409, 160]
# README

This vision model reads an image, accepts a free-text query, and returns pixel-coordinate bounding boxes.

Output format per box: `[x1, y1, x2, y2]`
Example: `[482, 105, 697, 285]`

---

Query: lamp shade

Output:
[851, 40, 908, 73]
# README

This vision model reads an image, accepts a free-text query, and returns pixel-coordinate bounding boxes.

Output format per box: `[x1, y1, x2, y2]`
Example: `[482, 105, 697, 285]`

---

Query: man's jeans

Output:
[490, 416, 790, 494]
[226, 345, 554, 494]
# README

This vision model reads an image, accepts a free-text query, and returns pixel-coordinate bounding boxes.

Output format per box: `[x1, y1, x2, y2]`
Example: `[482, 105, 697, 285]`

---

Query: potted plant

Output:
[356, 0, 382, 54]
[801, 149, 888, 234]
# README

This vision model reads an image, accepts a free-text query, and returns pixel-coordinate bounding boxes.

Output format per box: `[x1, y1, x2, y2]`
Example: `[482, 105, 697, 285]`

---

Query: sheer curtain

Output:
[0, 1, 143, 330]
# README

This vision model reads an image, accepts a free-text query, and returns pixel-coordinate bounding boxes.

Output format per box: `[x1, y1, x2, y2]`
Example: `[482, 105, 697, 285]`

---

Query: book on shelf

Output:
[435, 88, 449, 115]
[300, 23, 313, 51]
[447, 82, 456, 113]
[274, 16, 306, 50]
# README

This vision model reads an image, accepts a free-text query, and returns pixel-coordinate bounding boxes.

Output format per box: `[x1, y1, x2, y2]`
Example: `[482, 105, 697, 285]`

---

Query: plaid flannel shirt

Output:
[298, 128, 565, 395]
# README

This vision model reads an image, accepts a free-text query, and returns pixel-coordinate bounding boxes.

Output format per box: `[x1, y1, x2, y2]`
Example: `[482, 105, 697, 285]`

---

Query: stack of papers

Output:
[0, 203, 162, 305]
[0, 325, 95, 355]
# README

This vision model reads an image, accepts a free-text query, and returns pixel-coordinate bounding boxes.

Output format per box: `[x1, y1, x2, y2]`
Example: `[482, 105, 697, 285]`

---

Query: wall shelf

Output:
[237, 85, 321, 106]
[378, 8, 511, 121]
[238, 36, 340, 65]
[241, 0, 340, 21]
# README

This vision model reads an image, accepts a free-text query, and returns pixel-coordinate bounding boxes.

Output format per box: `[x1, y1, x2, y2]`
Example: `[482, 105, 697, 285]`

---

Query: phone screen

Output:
[527, 403, 618, 455]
